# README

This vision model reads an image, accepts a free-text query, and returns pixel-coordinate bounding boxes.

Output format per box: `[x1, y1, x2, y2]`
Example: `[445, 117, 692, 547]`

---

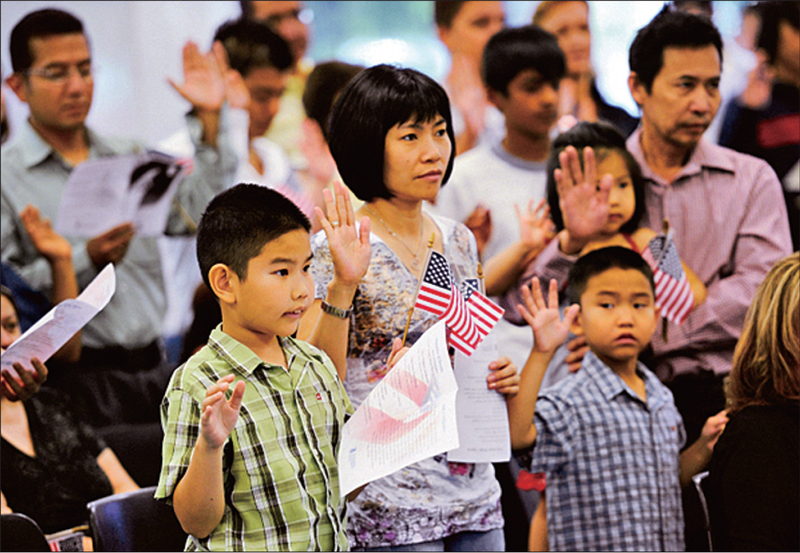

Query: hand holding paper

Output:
[1, 264, 116, 377]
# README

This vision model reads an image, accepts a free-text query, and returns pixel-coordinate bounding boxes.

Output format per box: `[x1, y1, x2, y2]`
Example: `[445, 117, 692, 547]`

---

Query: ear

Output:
[208, 263, 238, 307]
[570, 305, 584, 336]
[5, 73, 28, 103]
[628, 72, 646, 108]
[486, 87, 504, 111]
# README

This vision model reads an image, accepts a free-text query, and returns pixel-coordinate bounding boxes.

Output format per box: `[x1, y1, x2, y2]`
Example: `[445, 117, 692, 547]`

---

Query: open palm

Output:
[517, 277, 579, 353]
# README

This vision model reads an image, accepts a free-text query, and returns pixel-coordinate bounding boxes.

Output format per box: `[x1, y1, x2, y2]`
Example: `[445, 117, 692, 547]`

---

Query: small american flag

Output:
[642, 233, 694, 324]
[462, 279, 504, 337]
[415, 251, 481, 355]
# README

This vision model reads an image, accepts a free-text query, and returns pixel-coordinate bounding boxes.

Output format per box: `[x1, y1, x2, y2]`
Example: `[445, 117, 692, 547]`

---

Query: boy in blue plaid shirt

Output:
[155, 183, 374, 551]
[508, 247, 728, 551]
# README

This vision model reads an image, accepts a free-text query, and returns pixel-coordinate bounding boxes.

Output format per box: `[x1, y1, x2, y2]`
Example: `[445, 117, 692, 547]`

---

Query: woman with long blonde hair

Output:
[705, 252, 799, 551]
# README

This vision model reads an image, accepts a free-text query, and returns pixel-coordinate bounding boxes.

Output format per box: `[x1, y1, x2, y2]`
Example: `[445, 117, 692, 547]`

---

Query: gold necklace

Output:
[365, 204, 425, 269]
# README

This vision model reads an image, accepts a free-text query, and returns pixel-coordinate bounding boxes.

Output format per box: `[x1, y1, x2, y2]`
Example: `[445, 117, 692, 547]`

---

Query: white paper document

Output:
[447, 331, 511, 463]
[338, 321, 459, 498]
[1, 264, 116, 375]
[54, 151, 187, 237]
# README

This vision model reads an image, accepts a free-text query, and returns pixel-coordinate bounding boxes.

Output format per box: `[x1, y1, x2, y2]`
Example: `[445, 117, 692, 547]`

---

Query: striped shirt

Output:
[155, 326, 353, 551]
[503, 132, 792, 379]
[530, 351, 686, 551]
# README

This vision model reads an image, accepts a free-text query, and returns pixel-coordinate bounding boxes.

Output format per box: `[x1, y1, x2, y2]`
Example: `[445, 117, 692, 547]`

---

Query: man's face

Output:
[490, 68, 559, 140]
[9, 33, 93, 133]
[630, 45, 721, 152]
[251, 1, 309, 67]
[244, 66, 288, 138]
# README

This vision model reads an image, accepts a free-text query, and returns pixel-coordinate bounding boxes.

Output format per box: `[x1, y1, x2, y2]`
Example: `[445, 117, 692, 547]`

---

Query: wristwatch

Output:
[320, 301, 353, 319]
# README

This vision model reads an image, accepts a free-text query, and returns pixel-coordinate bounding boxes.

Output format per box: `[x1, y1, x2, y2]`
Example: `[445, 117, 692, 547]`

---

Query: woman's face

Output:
[537, 1, 592, 77]
[383, 115, 452, 204]
[595, 150, 635, 235]
[439, 1, 505, 64]
[1, 294, 21, 352]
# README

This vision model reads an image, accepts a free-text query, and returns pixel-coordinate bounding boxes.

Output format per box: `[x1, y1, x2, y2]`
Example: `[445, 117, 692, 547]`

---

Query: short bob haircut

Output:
[327, 64, 456, 202]
[546, 121, 646, 235]
[10, 8, 85, 74]
[629, 5, 723, 94]
[482, 24, 565, 95]
[196, 183, 310, 297]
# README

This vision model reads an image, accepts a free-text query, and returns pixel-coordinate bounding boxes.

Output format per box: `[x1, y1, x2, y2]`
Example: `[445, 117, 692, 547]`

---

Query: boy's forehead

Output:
[256, 228, 311, 259]
[583, 267, 654, 297]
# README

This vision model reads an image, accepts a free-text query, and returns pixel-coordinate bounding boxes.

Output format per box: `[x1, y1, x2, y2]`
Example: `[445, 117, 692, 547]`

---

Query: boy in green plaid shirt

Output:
[156, 183, 376, 551]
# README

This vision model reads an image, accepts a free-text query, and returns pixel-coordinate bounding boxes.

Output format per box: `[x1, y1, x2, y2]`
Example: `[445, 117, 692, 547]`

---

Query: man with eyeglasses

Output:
[1, 8, 235, 431]
[240, 1, 314, 170]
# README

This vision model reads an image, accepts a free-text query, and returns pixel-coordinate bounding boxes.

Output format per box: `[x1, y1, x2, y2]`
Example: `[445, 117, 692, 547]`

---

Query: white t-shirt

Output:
[428, 138, 548, 370]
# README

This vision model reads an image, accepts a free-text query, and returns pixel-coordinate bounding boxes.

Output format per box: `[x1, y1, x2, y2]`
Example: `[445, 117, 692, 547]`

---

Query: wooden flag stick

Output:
[477, 262, 486, 295]
[661, 218, 670, 343]
[402, 233, 436, 347]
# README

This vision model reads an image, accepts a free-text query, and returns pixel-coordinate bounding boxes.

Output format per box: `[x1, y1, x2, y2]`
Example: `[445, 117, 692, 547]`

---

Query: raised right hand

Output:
[20, 205, 71, 262]
[555, 145, 612, 253]
[200, 375, 246, 449]
[517, 277, 579, 354]
[86, 222, 135, 269]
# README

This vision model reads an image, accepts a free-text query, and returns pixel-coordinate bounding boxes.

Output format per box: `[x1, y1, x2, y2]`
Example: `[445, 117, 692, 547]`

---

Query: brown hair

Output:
[728, 252, 799, 413]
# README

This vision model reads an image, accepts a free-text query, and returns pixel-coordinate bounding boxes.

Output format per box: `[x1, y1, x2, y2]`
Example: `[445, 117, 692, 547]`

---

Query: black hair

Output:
[482, 24, 565, 95]
[434, 1, 467, 28]
[302, 60, 364, 142]
[10, 8, 85, 73]
[213, 17, 292, 78]
[0, 285, 19, 316]
[327, 64, 456, 202]
[629, 5, 723, 94]
[196, 184, 310, 295]
[567, 246, 655, 305]
[546, 121, 645, 235]
[756, 1, 800, 66]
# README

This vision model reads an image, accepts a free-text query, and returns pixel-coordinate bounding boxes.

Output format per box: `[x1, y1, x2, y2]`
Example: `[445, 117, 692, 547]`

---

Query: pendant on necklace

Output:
[412, 257, 419, 269]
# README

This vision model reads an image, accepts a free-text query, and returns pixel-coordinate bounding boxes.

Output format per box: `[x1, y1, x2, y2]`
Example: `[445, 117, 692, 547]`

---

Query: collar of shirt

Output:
[207, 324, 330, 381]
[581, 350, 671, 412]
[17, 117, 128, 170]
[627, 127, 736, 188]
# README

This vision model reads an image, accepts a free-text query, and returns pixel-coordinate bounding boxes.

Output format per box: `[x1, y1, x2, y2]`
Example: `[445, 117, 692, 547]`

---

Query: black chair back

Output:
[87, 486, 188, 552]
[1, 512, 51, 552]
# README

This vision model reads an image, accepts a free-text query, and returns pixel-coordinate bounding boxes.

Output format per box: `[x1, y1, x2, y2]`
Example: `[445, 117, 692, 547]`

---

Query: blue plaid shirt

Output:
[530, 351, 686, 551]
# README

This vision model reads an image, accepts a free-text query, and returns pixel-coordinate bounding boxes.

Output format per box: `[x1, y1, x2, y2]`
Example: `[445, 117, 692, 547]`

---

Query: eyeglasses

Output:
[22, 63, 94, 83]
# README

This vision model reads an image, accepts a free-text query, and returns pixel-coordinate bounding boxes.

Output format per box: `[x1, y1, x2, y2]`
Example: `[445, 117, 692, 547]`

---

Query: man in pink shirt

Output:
[504, 6, 792, 444]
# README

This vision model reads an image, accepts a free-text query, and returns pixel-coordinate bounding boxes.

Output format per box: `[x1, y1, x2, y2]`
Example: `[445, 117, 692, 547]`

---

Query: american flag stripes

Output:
[414, 252, 503, 355]
[462, 280, 505, 337]
[642, 234, 695, 324]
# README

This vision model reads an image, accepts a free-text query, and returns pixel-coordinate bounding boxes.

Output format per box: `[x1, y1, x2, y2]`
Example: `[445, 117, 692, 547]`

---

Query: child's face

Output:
[228, 229, 314, 341]
[572, 267, 658, 370]
[490, 68, 559, 140]
[597, 151, 635, 235]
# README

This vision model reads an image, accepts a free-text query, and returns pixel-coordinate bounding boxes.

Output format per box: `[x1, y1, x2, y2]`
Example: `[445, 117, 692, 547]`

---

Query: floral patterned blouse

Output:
[311, 213, 504, 549]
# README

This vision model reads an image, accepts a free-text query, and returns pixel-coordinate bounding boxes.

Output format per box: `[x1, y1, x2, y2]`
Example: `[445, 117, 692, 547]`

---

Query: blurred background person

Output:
[435, 0, 505, 156]
[533, 0, 638, 138]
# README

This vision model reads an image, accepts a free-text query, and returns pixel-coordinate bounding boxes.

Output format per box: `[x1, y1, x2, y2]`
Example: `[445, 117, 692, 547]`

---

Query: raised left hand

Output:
[315, 181, 371, 288]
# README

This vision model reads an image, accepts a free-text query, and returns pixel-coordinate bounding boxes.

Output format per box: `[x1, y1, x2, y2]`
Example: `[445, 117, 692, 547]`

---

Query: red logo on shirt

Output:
[316, 392, 322, 401]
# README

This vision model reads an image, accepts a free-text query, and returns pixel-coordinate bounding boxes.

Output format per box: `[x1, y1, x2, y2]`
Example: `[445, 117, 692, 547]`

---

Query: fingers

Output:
[228, 380, 246, 412]
[488, 357, 519, 394]
[387, 337, 409, 369]
[0, 376, 20, 401]
[583, 146, 597, 190]
[2, 369, 27, 401]
[546, 278, 559, 310]
[562, 304, 580, 328]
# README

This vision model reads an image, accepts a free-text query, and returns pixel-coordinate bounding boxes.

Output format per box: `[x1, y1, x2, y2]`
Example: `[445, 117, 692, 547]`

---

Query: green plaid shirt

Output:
[155, 326, 353, 551]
